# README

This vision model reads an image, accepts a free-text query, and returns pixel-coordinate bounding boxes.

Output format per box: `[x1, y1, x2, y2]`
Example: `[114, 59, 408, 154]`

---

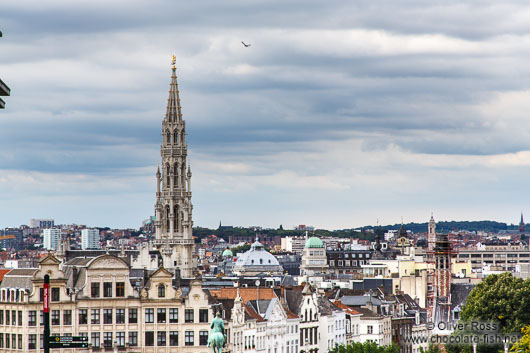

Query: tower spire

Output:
[166, 54, 183, 123]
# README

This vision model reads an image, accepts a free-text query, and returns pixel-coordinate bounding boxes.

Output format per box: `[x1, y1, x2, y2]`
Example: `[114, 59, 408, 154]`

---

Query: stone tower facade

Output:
[428, 213, 436, 251]
[153, 57, 195, 278]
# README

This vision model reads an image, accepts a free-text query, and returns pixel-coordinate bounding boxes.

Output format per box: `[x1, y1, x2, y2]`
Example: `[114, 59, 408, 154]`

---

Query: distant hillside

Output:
[373, 220, 519, 234]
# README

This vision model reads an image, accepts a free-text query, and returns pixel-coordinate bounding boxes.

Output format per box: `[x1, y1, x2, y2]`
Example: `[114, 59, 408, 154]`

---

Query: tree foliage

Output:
[327, 342, 399, 353]
[461, 272, 530, 334]
[420, 344, 443, 353]
[510, 325, 530, 353]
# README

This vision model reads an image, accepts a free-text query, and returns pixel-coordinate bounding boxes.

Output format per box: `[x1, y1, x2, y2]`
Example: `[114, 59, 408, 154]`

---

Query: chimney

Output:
[72, 267, 78, 285]
[143, 267, 149, 286]
[174, 268, 181, 288]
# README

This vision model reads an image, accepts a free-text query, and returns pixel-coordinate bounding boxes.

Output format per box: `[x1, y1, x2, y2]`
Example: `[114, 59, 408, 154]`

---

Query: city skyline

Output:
[3, 1, 530, 229]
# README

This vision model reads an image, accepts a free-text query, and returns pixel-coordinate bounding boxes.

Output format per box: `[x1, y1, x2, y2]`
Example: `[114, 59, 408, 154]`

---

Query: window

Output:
[40, 311, 43, 326]
[51, 310, 60, 325]
[170, 331, 178, 346]
[368, 325, 373, 334]
[116, 332, 125, 347]
[28, 334, 37, 350]
[51, 288, 60, 301]
[116, 282, 125, 297]
[200, 331, 209, 346]
[145, 308, 154, 323]
[17, 311, 22, 326]
[79, 309, 87, 325]
[145, 332, 154, 346]
[185, 309, 194, 323]
[157, 308, 166, 323]
[169, 308, 178, 323]
[157, 331, 167, 346]
[91, 333, 100, 348]
[91, 283, 100, 298]
[5, 334, 9, 348]
[116, 309, 125, 324]
[103, 282, 112, 297]
[158, 284, 165, 297]
[185, 331, 194, 346]
[129, 332, 138, 347]
[129, 308, 138, 323]
[63, 310, 72, 325]
[28, 311, 37, 326]
[11, 334, 16, 350]
[18, 334, 22, 349]
[39, 288, 44, 302]
[104, 309, 112, 324]
[0, 310, 3, 324]
[11, 310, 16, 325]
[91, 309, 100, 324]
[0, 333, 3, 348]
[199, 309, 208, 323]
[103, 332, 113, 348]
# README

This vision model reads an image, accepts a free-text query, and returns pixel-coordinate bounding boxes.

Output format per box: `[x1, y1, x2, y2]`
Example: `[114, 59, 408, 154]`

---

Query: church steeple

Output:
[428, 213, 436, 251]
[152, 56, 195, 278]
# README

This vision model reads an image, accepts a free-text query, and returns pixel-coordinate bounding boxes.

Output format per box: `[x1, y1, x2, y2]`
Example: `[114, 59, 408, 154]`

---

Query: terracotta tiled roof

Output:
[334, 300, 362, 316]
[244, 304, 265, 322]
[209, 287, 276, 304]
[0, 269, 11, 282]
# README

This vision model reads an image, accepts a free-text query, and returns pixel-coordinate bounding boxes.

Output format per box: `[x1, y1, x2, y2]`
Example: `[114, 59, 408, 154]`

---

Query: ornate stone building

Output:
[0, 253, 213, 352]
[132, 57, 196, 278]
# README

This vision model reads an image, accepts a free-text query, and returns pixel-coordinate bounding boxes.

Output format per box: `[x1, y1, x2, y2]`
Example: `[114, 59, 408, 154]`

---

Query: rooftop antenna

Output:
[255, 279, 261, 314]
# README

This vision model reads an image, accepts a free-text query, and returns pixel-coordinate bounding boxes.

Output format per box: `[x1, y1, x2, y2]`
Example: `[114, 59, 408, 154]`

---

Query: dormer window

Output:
[158, 284, 166, 298]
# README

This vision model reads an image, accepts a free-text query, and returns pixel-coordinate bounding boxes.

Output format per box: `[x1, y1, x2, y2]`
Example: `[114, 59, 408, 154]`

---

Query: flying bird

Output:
[241, 41, 251, 47]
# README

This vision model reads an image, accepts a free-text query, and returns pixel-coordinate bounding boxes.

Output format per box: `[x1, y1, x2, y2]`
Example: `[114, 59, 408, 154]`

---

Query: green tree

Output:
[461, 272, 530, 334]
[327, 341, 399, 353]
[420, 344, 442, 353]
[510, 325, 530, 353]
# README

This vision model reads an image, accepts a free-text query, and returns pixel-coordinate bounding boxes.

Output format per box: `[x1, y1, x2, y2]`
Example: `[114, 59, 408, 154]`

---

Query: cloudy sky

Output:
[1, 1, 530, 229]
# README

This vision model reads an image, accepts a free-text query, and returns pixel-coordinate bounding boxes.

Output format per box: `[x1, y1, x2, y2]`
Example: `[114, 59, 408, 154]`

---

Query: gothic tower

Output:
[153, 56, 195, 278]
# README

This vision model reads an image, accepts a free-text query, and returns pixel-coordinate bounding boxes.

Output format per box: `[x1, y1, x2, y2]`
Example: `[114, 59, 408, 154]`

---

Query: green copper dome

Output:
[222, 248, 233, 257]
[305, 236, 323, 248]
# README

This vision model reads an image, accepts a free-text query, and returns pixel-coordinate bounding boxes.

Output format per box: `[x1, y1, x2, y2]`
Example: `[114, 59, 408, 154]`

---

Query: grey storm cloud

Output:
[2, 0, 530, 228]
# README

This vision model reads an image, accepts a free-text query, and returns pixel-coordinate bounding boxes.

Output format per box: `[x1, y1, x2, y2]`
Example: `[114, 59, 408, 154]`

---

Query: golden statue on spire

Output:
[171, 54, 176, 70]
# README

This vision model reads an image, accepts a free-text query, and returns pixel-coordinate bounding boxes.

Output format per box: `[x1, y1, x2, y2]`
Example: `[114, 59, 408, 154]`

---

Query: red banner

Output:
[43, 283, 49, 313]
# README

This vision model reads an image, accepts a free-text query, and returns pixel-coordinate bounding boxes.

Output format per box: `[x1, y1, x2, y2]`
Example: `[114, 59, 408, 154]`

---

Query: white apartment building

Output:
[43, 228, 61, 250]
[81, 229, 100, 250]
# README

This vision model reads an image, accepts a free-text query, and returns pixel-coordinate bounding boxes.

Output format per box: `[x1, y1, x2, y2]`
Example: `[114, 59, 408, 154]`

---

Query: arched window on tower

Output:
[165, 205, 170, 231]
[174, 131, 179, 144]
[174, 163, 179, 188]
[180, 210, 184, 232]
[181, 164, 186, 188]
[174, 205, 179, 232]
[166, 131, 171, 144]
[166, 164, 171, 186]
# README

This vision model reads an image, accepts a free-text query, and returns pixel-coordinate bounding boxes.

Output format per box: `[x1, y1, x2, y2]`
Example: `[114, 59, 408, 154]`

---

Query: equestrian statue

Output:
[208, 312, 226, 353]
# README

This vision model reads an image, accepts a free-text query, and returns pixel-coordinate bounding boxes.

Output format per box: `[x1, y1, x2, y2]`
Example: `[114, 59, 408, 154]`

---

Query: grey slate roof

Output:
[450, 283, 476, 312]
[0, 268, 37, 291]
[341, 295, 382, 307]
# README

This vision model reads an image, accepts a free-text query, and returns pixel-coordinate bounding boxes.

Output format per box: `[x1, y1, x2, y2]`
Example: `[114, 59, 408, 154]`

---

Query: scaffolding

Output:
[425, 232, 459, 324]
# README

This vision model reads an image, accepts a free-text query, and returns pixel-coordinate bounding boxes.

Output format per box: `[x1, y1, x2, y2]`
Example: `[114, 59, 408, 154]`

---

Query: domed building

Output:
[222, 248, 233, 257]
[232, 239, 284, 276]
[300, 236, 329, 276]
